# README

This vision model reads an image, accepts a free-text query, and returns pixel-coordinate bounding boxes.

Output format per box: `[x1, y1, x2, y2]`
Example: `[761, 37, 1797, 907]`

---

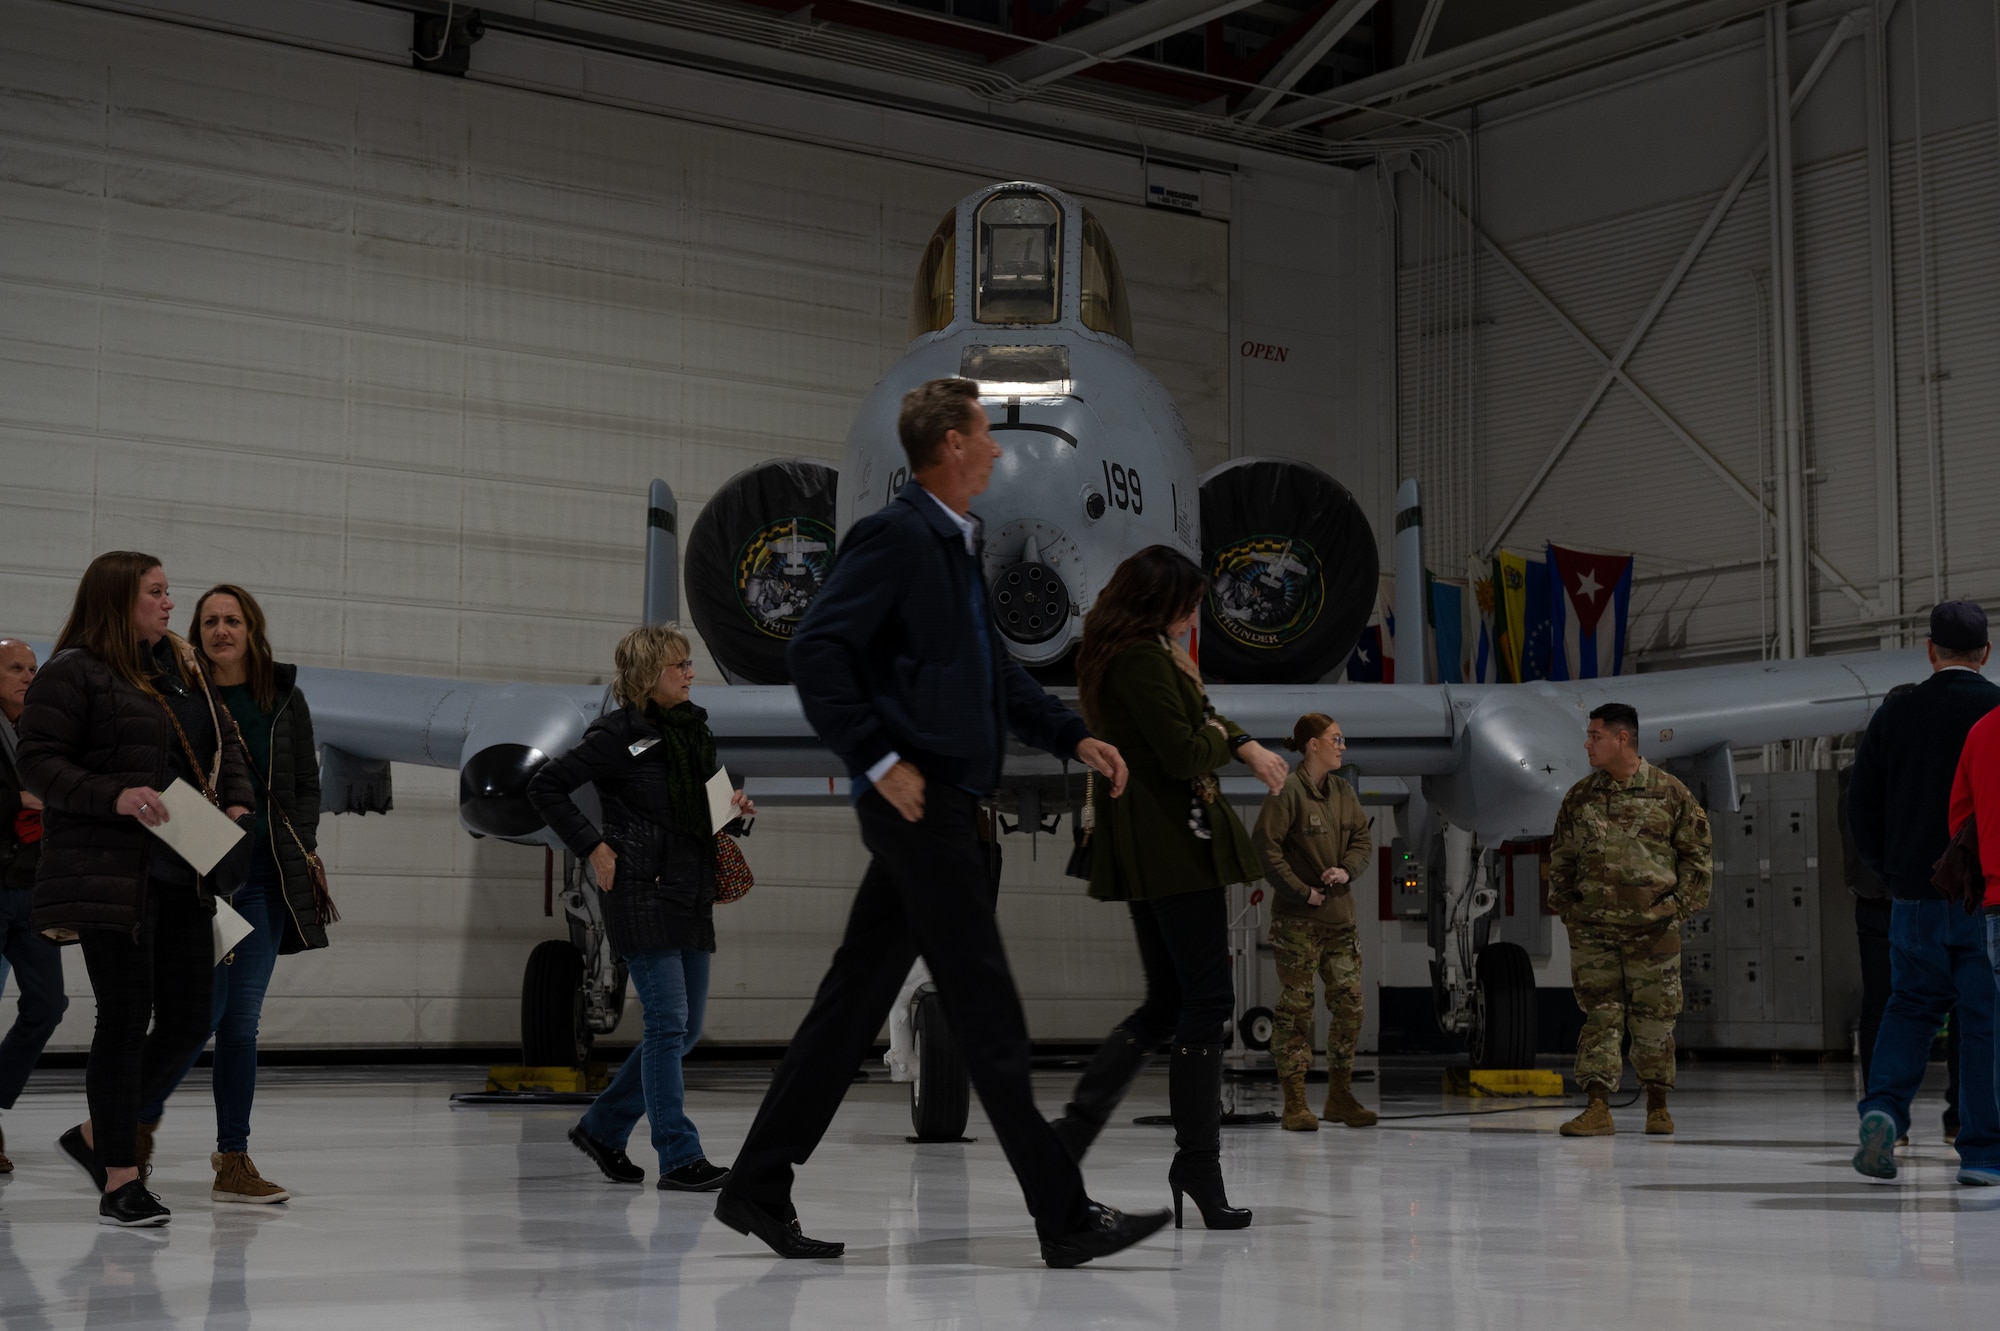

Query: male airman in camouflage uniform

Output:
[1548, 702, 1712, 1136]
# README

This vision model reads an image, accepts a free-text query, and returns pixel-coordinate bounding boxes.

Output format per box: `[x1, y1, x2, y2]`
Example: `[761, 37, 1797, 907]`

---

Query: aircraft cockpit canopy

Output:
[976, 190, 1060, 325]
[906, 186, 1133, 344]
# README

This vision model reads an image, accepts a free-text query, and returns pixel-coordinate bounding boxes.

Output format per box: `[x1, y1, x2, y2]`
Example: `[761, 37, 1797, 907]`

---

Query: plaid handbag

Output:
[713, 834, 754, 904]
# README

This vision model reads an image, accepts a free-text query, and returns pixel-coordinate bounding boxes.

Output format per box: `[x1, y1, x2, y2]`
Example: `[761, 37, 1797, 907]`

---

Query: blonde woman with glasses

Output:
[528, 625, 751, 1192]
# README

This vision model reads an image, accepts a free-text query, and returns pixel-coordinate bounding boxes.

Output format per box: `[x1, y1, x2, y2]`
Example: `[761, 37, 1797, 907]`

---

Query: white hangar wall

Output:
[0, 0, 1391, 1048]
[1396, 0, 2000, 666]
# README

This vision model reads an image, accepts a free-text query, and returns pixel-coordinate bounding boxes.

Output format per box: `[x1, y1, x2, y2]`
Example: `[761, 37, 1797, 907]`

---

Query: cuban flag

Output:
[1546, 542, 1633, 680]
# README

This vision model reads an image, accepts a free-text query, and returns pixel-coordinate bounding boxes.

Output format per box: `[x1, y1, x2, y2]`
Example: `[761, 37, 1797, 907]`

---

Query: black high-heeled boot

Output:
[1165, 1042, 1251, 1230]
[1049, 1025, 1153, 1162]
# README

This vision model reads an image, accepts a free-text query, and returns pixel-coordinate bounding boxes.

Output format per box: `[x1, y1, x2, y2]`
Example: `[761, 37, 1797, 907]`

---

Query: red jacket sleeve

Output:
[1951, 713, 2000, 911]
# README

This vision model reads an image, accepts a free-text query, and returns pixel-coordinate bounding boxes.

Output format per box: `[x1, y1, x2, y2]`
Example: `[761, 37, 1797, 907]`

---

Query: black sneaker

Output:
[568, 1125, 644, 1185]
[99, 1179, 170, 1228]
[59, 1126, 106, 1194]
[658, 1158, 731, 1192]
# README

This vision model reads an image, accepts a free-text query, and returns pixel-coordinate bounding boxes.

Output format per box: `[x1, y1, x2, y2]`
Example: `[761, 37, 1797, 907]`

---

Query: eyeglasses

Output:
[663, 659, 695, 673]
[1326, 735, 1347, 747]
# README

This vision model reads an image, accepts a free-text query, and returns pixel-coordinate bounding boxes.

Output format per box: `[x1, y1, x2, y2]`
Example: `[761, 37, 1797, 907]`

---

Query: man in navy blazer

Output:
[714, 378, 1169, 1268]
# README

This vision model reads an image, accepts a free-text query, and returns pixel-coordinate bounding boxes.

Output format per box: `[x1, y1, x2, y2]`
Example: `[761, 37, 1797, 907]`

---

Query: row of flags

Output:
[1346, 544, 1634, 684]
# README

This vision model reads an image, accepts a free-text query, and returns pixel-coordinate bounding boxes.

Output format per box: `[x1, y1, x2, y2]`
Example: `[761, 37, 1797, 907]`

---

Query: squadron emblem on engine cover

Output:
[735, 517, 836, 639]
[1207, 536, 1324, 650]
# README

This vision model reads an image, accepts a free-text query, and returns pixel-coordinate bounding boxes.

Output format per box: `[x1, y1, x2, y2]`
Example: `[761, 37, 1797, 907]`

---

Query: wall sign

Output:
[1240, 341, 1290, 362]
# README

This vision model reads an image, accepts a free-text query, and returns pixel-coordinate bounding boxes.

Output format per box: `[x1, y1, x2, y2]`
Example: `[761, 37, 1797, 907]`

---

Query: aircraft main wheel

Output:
[1470, 942, 1538, 1070]
[909, 989, 970, 1141]
[1238, 1006, 1275, 1052]
[521, 939, 592, 1068]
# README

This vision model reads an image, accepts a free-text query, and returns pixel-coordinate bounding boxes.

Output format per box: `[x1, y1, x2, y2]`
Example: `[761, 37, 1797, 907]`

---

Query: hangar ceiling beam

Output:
[993, 0, 1267, 86]
[1268, 0, 1779, 133]
[1474, 12, 1863, 584]
[1234, 0, 1378, 125]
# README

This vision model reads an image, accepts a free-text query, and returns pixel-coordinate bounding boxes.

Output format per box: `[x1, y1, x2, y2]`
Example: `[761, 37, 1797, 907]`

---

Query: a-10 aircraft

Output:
[295, 180, 1928, 1131]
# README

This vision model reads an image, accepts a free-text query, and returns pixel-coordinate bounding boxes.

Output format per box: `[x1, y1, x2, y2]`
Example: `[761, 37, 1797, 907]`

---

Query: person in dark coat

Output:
[1049, 545, 1288, 1230]
[139, 585, 328, 1206]
[1845, 600, 2000, 1185]
[711, 377, 1165, 1270]
[529, 623, 748, 1193]
[16, 552, 255, 1228]
[0, 639, 67, 1174]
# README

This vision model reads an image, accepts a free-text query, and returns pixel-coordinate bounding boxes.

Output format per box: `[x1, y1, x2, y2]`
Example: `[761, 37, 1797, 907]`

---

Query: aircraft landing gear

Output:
[1430, 833, 1539, 1071]
[519, 851, 628, 1068]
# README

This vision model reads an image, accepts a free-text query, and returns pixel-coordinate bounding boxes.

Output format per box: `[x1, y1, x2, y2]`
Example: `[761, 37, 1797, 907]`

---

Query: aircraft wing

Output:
[1211, 646, 1933, 843]
[299, 645, 1934, 843]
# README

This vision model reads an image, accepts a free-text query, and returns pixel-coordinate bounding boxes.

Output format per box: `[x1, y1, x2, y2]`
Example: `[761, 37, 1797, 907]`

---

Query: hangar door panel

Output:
[0, 0, 1225, 1048]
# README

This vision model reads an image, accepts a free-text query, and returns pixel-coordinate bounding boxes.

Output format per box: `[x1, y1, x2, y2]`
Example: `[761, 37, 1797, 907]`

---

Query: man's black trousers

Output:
[727, 786, 1089, 1237]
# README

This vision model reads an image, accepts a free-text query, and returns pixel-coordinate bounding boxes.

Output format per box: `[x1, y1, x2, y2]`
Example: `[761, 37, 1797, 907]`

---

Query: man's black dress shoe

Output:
[99, 1179, 171, 1228]
[567, 1125, 644, 1184]
[1039, 1201, 1173, 1269]
[714, 1191, 845, 1258]
[59, 1126, 106, 1193]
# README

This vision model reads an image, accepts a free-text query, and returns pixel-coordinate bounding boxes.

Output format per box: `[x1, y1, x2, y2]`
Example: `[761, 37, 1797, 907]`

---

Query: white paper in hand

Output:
[213, 896, 254, 964]
[706, 768, 736, 835]
[148, 778, 247, 876]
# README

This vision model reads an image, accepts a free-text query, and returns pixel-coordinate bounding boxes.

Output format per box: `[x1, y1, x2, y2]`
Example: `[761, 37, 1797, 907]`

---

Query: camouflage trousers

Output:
[1270, 917, 1363, 1079]
[1566, 920, 1682, 1091]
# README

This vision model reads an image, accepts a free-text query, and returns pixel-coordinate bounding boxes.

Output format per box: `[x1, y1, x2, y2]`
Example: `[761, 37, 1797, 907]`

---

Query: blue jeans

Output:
[140, 852, 285, 1152]
[0, 886, 67, 1110]
[1861, 899, 1999, 1169]
[579, 948, 710, 1174]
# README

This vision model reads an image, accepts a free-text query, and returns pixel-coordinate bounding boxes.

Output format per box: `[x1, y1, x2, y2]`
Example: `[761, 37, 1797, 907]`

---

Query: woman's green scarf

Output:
[645, 700, 718, 836]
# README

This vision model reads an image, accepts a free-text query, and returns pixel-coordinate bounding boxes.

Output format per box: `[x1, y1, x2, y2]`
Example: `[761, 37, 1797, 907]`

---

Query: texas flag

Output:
[1546, 542, 1634, 680]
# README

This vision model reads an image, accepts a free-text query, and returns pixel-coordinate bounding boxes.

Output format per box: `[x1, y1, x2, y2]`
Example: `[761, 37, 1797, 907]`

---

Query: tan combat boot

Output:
[1280, 1074, 1319, 1131]
[1644, 1084, 1674, 1135]
[212, 1152, 290, 1204]
[1559, 1086, 1615, 1136]
[1321, 1071, 1378, 1128]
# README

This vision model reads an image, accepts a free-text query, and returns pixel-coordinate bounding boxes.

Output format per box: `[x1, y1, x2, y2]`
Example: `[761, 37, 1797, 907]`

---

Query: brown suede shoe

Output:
[212, 1152, 290, 1204]
[0, 1124, 12, 1173]
[1559, 1086, 1615, 1136]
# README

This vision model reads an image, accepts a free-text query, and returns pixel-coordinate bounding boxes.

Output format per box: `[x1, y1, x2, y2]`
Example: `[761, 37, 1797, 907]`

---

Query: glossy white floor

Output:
[0, 1060, 1995, 1329]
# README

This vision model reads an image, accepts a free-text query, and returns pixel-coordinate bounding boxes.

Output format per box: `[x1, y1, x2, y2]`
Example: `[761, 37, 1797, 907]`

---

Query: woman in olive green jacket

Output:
[1050, 546, 1288, 1230]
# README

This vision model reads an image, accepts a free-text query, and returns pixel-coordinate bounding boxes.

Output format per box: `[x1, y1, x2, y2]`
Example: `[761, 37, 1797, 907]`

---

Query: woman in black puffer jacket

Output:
[528, 623, 751, 1193]
[17, 552, 255, 1228]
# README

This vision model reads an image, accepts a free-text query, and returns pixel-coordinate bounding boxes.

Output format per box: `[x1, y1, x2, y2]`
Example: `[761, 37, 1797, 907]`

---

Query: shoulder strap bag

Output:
[212, 702, 341, 930]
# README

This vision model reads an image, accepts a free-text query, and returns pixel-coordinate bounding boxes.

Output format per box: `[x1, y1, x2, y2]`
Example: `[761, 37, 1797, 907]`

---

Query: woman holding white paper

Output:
[16, 552, 255, 1228]
[528, 624, 752, 1193]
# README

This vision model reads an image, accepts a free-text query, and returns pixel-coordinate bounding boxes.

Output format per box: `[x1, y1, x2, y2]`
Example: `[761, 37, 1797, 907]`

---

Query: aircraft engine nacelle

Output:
[1423, 687, 1591, 844]
[1198, 457, 1379, 685]
[457, 687, 601, 842]
[684, 459, 840, 685]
